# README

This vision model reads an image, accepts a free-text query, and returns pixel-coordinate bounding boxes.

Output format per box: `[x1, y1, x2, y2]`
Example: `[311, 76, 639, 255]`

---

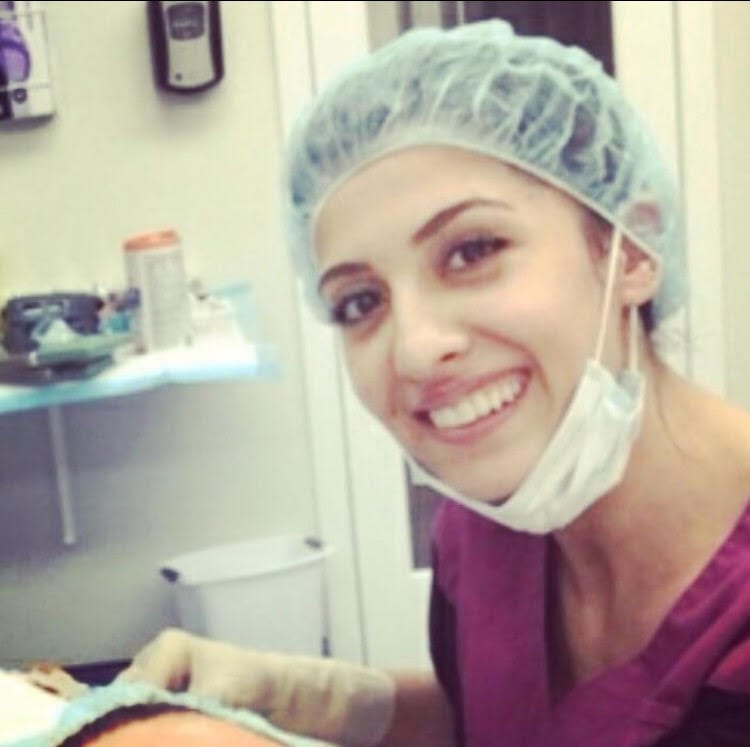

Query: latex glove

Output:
[22, 663, 88, 700]
[117, 629, 395, 747]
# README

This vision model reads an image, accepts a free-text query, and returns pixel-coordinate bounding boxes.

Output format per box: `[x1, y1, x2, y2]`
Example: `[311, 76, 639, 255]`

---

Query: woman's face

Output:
[314, 146, 620, 501]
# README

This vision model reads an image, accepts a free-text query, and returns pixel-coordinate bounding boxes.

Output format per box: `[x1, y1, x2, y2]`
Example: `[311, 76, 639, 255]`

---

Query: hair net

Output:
[283, 19, 684, 327]
[9, 682, 332, 747]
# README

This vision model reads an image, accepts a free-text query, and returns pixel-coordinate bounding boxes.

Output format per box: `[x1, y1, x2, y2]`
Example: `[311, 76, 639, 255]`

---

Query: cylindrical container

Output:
[160, 536, 333, 655]
[124, 229, 190, 352]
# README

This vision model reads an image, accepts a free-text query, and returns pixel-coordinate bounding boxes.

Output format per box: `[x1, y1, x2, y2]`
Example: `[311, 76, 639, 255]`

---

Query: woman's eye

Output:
[445, 236, 507, 271]
[330, 289, 382, 326]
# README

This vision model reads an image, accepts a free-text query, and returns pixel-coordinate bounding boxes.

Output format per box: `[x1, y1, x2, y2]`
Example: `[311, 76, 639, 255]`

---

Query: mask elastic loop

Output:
[593, 228, 623, 362]
[628, 305, 639, 372]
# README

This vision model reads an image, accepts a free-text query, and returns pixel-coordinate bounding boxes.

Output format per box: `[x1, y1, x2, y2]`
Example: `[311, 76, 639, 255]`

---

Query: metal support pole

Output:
[47, 406, 76, 545]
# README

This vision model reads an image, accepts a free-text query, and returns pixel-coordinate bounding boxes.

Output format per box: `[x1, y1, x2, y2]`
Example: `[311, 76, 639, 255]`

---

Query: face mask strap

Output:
[593, 227, 623, 362]
[628, 305, 639, 372]
[592, 227, 640, 372]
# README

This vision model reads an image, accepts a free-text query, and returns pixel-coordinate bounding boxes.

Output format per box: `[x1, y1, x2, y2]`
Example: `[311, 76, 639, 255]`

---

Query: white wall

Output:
[714, 1, 750, 410]
[0, 1, 317, 667]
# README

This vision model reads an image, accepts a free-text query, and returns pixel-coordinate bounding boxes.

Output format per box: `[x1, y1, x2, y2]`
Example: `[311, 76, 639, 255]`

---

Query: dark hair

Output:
[57, 704, 197, 747]
[56, 703, 288, 747]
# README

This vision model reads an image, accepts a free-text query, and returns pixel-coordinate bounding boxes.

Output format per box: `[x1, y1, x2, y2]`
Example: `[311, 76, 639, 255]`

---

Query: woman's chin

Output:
[461, 489, 514, 506]
[427, 469, 519, 505]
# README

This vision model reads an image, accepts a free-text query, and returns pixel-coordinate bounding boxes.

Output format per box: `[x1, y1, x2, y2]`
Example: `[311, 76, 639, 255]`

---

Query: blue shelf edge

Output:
[0, 340, 280, 416]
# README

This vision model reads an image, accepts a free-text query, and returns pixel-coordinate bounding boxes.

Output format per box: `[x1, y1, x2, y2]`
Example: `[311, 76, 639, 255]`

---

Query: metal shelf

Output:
[0, 338, 278, 415]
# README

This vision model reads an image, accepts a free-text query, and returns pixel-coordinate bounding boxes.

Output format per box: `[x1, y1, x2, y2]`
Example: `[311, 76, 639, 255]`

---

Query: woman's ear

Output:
[620, 237, 661, 306]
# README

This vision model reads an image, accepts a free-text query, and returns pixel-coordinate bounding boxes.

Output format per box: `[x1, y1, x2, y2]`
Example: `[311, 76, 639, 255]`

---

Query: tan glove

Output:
[21, 663, 88, 700]
[117, 628, 395, 747]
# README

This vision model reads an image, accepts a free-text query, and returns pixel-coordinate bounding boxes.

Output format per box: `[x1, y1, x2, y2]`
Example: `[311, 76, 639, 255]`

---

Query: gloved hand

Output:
[117, 629, 395, 747]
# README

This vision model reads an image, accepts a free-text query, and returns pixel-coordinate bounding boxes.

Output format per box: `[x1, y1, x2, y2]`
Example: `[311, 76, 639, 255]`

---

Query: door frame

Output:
[269, 0, 371, 664]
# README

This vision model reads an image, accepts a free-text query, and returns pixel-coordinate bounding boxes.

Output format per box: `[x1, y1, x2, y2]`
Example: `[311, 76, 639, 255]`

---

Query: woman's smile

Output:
[411, 369, 530, 445]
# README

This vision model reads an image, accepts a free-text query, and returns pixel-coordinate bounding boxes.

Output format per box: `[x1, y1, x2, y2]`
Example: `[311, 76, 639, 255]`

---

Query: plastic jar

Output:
[123, 229, 190, 352]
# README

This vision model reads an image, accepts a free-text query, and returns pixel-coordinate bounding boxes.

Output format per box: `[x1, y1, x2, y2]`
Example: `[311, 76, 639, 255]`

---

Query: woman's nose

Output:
[389, 294, 469, 379]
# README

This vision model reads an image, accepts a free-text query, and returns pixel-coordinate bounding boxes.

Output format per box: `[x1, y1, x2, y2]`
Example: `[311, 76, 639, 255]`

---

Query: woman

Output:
[120, 20, 750, 747]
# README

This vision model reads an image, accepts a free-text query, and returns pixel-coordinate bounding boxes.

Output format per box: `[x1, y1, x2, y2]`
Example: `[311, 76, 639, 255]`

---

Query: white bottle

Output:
[124, 229, 190, 352]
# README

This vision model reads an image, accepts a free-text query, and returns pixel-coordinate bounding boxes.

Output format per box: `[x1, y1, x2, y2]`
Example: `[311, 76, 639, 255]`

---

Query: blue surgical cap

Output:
[283, 20, 684, 328]
[10, 682, 331, 747]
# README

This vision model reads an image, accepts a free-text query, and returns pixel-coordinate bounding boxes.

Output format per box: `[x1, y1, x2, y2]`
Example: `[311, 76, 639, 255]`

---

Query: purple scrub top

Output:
[430, 500, 750, 746]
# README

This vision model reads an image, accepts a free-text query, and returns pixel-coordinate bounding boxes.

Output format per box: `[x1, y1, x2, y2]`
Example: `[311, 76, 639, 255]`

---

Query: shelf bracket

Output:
[47, 405, 77, 545]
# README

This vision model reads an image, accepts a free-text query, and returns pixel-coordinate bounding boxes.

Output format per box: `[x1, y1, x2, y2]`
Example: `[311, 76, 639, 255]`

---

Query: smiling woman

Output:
[118, 19, 750, 747]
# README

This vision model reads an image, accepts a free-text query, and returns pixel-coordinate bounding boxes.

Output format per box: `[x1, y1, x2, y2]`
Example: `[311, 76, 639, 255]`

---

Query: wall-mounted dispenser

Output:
[0, 0, 55, 122]
[147, 1, 223, 94]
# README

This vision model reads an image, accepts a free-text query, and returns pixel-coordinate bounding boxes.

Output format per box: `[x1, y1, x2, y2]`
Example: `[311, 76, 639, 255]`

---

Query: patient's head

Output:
[57, 704, 284, 747]
[36, 682, 325, 747]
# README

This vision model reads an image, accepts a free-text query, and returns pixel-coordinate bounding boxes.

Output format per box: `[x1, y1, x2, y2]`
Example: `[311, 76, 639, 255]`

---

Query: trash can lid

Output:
[160, 535, 331, 586]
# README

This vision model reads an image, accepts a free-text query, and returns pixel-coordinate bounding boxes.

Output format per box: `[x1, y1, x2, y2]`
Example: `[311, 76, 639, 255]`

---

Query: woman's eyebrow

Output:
[316, 198, 511, 293]
[317, 261, 370, 294]
[411, 198, 512, 244]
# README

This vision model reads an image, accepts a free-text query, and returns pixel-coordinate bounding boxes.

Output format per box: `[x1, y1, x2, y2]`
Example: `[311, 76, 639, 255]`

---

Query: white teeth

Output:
[457, 399, 475, 423]
[503, 378, 519, 403]
[474, 391, 492, 414]
[428, 375, 525, 430]
[432, 408, 457, 429]
[489, 387, 502, 411]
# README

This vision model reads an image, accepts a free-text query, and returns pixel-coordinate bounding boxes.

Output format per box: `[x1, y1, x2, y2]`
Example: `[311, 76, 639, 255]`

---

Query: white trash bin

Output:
[160, 535, 332, 655]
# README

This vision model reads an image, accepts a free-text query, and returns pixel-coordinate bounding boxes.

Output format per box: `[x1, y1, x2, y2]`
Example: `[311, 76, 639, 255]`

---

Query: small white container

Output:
[124, 229, 189, 352]
[160, 536, 332, 655]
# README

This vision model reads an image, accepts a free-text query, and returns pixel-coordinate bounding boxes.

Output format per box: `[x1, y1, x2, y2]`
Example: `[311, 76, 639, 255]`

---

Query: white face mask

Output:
[407, 228, 646, 534]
